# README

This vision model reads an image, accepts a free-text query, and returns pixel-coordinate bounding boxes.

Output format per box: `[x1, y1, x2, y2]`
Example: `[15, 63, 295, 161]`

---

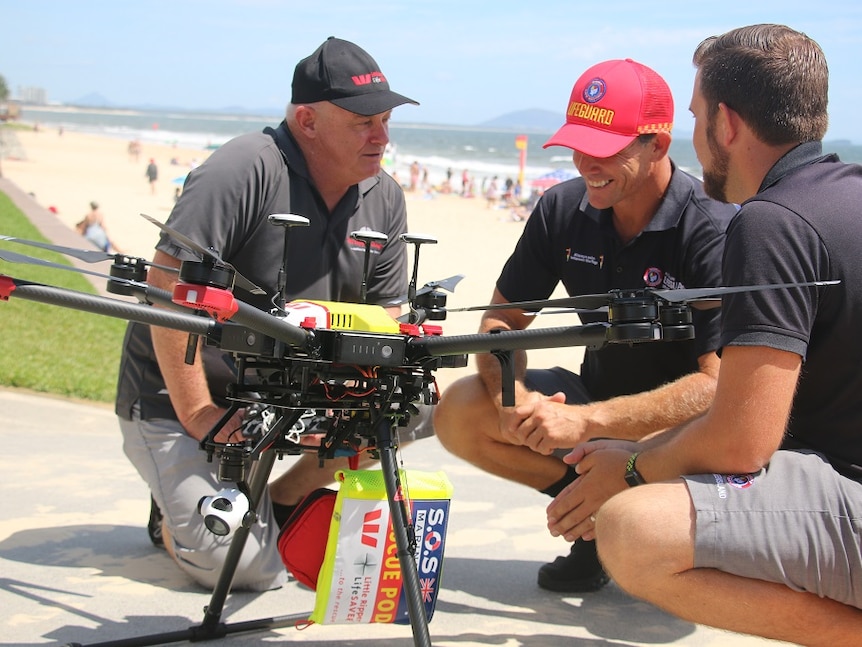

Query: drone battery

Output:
[327, 331, 406, 366]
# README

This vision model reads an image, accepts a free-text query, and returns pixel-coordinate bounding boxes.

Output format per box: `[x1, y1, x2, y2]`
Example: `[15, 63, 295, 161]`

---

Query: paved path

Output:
[0, 388, 790, 646]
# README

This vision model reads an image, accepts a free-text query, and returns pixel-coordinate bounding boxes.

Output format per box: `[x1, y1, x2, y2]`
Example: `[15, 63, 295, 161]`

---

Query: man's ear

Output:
[653, 131, 672, 158]
[716, 102, 741, 147]
[293, 105, 318, 137]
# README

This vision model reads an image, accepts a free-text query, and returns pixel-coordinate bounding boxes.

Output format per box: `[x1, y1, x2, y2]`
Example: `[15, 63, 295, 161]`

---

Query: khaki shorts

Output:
[120, 403, 287, 591]
[685, 449, 862, 609]
[119, 402, 434, 591]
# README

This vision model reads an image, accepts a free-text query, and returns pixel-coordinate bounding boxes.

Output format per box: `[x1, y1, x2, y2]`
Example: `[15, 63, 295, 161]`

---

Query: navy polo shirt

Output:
[497, 164, 737, 400]
[720, 142, 862, 471]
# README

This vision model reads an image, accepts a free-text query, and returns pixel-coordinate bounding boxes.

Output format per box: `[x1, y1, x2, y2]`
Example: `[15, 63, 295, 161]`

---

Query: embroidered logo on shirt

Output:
[643, 268, 684, 290]
[644, 267, 663, 287]
[566, 249, 604, 269]
[725, 473, 757, 489]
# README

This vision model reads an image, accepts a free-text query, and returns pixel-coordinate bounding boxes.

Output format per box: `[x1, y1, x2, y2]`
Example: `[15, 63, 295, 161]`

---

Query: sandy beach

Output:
[1, 126, 584, 389]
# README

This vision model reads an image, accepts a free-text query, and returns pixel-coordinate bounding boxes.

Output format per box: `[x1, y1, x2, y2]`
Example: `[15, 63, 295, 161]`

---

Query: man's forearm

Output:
[151, 326, 215, 439]
[582, 369, 717, 442]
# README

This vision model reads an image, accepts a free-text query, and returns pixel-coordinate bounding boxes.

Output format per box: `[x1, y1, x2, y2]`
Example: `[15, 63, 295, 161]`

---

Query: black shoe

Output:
[537, 538, 610, 592]
[147, 495, 164, 547]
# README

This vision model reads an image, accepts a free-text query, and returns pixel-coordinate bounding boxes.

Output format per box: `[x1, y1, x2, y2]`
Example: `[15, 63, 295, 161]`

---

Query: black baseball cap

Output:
[291, 37, 419, 116]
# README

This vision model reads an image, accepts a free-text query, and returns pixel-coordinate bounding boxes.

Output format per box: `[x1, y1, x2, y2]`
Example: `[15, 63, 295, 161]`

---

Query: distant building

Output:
[17, 86, 48, 105]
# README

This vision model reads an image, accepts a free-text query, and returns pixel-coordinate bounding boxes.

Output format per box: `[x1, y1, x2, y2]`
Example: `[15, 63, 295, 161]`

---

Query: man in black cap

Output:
[116, 37, 420, 591]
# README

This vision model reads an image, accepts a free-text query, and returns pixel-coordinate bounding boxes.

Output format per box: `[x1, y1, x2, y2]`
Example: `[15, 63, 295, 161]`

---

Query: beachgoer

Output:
[409, 160, 420, 192]
[145, 159, 158, 194]
[115, 37, 425, 592]
[75, 201, 119, 253]
[484, 175, 499, 208]
[579, 25, 862, 644]
[433, 58, 737, 593]
[128, 139, 141, 162]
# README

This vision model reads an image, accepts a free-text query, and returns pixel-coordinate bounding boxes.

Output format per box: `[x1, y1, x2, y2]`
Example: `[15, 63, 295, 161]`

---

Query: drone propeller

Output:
[140, 214, 265, 295]
[451, 280, 840, 314]
[0, 235, 178, 272]
[0, 247, 145, 286]
[524, 306, 608, 317]
[422, 274, 465, 295]
[386, 274, 465, 307]
[450, 292, 608, 313]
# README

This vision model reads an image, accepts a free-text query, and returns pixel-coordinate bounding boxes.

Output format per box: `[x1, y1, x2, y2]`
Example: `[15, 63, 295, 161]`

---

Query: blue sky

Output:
[3, 0, 861, 141]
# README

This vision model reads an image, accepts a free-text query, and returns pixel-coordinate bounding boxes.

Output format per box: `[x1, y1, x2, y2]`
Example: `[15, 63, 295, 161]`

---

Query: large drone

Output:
[0, 214, 837, 647]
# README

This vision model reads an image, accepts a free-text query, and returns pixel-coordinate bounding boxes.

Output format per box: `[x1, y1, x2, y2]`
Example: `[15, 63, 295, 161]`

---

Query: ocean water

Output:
[17, 105, 862, 190]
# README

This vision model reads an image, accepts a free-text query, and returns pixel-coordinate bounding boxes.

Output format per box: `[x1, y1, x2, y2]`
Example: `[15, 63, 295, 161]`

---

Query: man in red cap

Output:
[434, 58, 737, 593]
[116, 37, 424, 591]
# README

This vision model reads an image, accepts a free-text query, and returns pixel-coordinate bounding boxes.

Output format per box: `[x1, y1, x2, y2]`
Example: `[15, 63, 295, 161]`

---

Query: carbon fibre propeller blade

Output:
[452, 280, 841, 314]
[0, 235, 178, 272]
[450, 293, 611, 312]
[140, 213, 265, 295]
[649, 280, 841, 309]
[386, 274, 465, 306]
[423, 274, 464, 295]
[0, 248, 141, 286]
[0, 235, 113, 263]
[524, 306, 609, 316]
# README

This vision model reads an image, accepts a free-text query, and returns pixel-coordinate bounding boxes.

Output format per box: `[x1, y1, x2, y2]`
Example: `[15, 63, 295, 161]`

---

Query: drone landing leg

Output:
[197, 448, 277, 633]
[491, 349, 516, 407]
[65, 449, 309, 647]
[375, 417, 433, 647]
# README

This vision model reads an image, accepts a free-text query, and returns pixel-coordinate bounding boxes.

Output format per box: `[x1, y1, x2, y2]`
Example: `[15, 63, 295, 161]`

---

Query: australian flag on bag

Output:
[309, 469, 453, 625]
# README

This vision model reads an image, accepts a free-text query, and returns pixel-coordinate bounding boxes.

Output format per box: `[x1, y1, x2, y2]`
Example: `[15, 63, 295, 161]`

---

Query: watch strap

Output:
[624, 452, 646, 487]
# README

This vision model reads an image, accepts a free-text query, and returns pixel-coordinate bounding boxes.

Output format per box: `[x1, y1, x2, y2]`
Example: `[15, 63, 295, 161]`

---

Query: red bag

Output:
[276, 488, 337, 589]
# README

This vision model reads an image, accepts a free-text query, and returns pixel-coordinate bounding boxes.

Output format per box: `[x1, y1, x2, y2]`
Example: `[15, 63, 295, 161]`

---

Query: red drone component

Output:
[173, 283, 239, 322]
[399, 322, 421, 336]
[0, 275, 16, 301]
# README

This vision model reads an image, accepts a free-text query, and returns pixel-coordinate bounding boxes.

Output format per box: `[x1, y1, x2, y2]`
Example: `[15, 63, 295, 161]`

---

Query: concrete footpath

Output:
[0, 387, 789, 647]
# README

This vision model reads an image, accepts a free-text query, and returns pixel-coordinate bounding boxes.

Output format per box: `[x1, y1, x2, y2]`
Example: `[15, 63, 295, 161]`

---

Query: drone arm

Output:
[143, 253, 314, 351]
[408, 323, 609, 358]
[230, 301, 315, 350]
[0, 276, 219, 339]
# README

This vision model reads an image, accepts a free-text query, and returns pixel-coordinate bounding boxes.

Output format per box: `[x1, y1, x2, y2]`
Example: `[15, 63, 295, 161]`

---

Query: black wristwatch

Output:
[624, 452, 647, 487]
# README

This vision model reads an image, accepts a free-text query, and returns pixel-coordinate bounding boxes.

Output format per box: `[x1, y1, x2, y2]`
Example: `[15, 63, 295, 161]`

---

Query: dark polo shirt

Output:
[497, 164, 737, 400]
[720, 142, 862, 473]
[116, 122, 408, 420]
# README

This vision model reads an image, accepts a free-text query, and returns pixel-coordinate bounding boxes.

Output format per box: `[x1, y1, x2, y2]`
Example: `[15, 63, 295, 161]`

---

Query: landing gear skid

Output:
[64, 420, 431, 647]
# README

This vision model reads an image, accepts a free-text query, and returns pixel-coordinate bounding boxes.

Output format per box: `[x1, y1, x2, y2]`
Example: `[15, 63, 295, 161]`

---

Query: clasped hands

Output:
[500, 392, 639, 542]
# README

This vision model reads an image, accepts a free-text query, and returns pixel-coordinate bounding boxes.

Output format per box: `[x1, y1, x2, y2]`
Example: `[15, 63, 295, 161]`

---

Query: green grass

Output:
[0, 191, 127, 402]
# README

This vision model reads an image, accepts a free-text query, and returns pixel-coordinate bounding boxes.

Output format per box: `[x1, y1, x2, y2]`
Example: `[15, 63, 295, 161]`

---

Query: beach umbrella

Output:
[530, 168, 578, 189]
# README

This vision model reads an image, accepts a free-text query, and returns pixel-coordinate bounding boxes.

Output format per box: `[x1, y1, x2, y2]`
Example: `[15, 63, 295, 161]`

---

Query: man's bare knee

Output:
[597, 482, 695, 594]
[435, 375, 494, 454]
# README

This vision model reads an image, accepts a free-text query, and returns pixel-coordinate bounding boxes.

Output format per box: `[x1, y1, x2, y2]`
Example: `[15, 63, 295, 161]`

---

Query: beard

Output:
[702, 120, 731, 203]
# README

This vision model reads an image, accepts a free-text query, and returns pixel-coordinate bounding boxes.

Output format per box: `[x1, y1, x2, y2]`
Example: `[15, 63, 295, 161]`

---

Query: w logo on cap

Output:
[352, 72, 387, 87]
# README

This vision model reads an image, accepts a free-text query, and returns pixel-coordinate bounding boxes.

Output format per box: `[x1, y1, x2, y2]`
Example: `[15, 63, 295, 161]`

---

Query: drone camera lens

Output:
[212, 497, 233, 512]
[204, 515, 230, 536]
